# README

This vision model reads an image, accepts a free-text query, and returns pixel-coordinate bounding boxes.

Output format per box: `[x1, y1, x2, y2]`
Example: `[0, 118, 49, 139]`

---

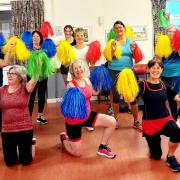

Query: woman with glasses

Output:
[0, 65, 37, 166]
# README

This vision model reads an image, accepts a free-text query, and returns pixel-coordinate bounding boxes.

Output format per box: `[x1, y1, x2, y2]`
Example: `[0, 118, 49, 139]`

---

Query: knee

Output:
[109, 116, 117, 129]
[72, 151, 82, 157]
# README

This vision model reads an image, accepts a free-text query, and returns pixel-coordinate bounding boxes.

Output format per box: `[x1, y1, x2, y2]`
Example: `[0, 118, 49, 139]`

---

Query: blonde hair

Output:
[74, 28, 85, 36]
[9, 65, 27, 82]
[165, 24, 176, 33]
[69, 60, 86, 78]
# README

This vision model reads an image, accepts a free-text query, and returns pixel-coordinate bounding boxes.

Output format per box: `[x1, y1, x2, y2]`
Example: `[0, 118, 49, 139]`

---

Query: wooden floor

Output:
[0, 101, 179, 180]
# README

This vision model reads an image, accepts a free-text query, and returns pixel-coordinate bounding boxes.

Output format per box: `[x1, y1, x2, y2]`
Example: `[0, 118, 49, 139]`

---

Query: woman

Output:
[137, 58, 180, 172]
[161, 25, 180, 120]
[28, 30, 48, 125]
[108, 20, 141, 130]
[67, 27, 90, 82]
[60, 60, 116, 159]
[60, 25, 76, 85]
[0, 65, 37, 166]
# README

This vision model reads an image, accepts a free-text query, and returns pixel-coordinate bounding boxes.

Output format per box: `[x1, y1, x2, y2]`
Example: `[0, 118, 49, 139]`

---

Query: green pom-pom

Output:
[108, 28, 116, 41]
[158, 9, 169, 28]
[27, 50, 55, 81]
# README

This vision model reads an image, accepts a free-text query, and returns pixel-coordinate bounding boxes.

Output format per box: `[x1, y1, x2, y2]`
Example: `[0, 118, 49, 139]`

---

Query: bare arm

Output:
[85, 78, 99, 95]
[0, 42, 15, 67]
[26, 79, 37, 93]
[174, 94, 180, 102]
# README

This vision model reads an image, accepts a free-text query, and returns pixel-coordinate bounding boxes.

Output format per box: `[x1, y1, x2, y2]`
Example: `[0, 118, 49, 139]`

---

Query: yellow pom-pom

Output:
[57, 40, 76, 66]
[2, 36, 30, 62]
[125, 25, 135, 39]
[155, 34, 172, 59]
[116, 68, 139, 103]
[103, 40, 122, 61]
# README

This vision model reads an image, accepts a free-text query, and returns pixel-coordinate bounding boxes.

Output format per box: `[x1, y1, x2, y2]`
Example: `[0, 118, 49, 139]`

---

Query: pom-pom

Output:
[108, 28, 116, 41]
[158, 9, 169, 28]
[27, 49, 55, 81]
[20, 31, 33, 50]
[60, 87, 88, 119]
[132, 44, 143, 63]
[155, 34, 172, 59]
[86, 41, 101, 65]
[172, 76, 180, 94]
[125, 25, 135, 39]
[103, 39, 122, 61]
[116, 68, 139, 103]
[0, 32, 5, 47]
[172, 29, 180, 51]
[41, 38, 56, 58]
[57, 40, 76, 66]
[40, 21, 54, 39]
[90, 65, 112, 92]
[2, 36, 30, 61]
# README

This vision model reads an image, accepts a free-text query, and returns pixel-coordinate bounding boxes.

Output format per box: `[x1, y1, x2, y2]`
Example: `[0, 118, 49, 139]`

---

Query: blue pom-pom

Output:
[0, 32, 5, 47]
[60, 88, 88, 119]
[20, 31, 33, 50]
[41, 38, 56, 58]
[90, 65, 112, 92]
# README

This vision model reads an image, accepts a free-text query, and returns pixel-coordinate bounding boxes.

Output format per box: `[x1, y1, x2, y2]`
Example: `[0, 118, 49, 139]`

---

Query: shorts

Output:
[65, 111, 98, 142]
[60, 65, 69, 75]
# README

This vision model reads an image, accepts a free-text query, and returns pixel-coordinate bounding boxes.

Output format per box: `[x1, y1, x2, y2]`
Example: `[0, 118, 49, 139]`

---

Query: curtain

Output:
[151, 0, 167, 47]
[11, 0, 44, 36]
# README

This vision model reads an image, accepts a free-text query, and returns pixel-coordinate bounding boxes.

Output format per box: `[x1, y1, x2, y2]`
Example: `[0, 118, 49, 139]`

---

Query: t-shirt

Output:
[0, 84, 33, 132]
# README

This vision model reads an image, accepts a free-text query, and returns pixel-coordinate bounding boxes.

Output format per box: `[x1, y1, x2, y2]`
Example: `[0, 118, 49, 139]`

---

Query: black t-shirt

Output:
[138, 80, 177, 120]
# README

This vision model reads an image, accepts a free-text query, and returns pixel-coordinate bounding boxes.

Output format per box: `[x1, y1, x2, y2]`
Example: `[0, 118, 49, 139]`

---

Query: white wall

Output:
[44, 0, 153, 64]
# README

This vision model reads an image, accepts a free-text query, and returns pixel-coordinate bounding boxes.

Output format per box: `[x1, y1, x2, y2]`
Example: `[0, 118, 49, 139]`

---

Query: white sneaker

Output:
[176, 119, 180, 128]
[85, 127, 94, 131]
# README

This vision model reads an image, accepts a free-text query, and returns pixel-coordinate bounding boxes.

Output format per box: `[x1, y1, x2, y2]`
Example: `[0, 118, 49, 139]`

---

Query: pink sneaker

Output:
[97, 145, 116, 159]
[60, 132, 69, 144]
[133, 120, 143, 131]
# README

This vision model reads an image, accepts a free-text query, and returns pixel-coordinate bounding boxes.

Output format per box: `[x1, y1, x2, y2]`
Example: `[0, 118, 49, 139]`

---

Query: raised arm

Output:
[26, 79, 37, 93]
[0, 41, 15, 67]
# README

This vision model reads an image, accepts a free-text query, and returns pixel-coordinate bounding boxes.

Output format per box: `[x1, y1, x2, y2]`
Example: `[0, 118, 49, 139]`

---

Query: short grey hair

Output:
[9, 65, 27, 82]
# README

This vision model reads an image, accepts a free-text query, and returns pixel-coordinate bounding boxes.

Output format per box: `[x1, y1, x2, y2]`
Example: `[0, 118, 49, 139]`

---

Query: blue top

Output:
[162, 51, 180, 77]
[108, 38, 133, 71]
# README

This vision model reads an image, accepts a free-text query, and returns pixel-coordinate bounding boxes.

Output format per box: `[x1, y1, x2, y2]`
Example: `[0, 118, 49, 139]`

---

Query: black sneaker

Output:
[37, 115, 48, 125]
[166, 155, 180, 172]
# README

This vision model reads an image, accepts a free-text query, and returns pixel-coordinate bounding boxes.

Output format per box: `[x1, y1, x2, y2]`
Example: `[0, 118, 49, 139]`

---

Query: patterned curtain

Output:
[11, 0, 44, 36]
[151, 0, 167, 47]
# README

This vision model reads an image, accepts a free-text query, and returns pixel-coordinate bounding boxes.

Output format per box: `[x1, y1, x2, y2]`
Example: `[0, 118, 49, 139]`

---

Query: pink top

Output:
[65, 79, 92, 125]
[0, 84, 33, 132]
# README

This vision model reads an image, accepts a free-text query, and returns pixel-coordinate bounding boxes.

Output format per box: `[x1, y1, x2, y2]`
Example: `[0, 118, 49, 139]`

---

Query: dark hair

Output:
[113, 20, 125, 29]
[147, 57, 164, 69]
[64, 25, 74, 32]
[32, 30, 43, 45]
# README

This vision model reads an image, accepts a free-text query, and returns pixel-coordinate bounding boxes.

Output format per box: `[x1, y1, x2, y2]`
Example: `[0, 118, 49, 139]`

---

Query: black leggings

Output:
[145, 121, 180, 160]
[1, 130, 33, 166]
[161, 76, 178, 120]
[28, 77, 48, 116]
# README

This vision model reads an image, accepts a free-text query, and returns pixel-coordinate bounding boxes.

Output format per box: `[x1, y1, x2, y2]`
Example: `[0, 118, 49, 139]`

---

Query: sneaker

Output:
[37, 115, 48, 125]
[166, 155, 180, 172]
[85, 127, 94, 131]
[32, 138, 36, 145]
[60, 132, 69, 144]
[97, 144, 116, 159]
[133, 120, 143, 131]
[107, 107, 114, 116]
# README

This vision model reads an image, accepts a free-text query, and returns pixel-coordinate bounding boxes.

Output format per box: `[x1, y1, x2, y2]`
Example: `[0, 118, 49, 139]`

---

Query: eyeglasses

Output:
[7, 72, 17, 76]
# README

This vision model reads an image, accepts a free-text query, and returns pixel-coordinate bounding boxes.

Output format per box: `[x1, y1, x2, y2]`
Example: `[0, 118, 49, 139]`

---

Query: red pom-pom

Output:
[40, 21, 54, 39]
[86, 41, 101, 65]
[172, 29, 180, 51]
[132, 44, 143, 64]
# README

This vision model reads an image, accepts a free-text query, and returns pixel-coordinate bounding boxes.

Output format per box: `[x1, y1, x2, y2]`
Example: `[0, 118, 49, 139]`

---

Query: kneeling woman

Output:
[0, 65, 37, 167]
[60, 60, 116, 159]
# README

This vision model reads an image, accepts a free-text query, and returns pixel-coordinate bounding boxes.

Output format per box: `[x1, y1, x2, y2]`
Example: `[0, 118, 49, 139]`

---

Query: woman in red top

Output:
[60, 60, 116, 159]
[0, 65, 37, 167]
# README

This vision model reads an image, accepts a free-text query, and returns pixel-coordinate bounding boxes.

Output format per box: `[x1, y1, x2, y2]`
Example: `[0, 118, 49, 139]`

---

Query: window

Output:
[166, 0, 180, 28]
[0, 3, 12, 39]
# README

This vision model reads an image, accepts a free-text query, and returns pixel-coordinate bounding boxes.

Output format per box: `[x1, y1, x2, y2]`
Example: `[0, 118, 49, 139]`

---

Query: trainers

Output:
[60, 132, 69, 144]
[97, 144, 116, 159]
[107, 107, 114, 116]
[166, 155, 180, 172]
[37, 115, 48, 125]
[85, 127, 94, 131]
[133, 120, 143, 131]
